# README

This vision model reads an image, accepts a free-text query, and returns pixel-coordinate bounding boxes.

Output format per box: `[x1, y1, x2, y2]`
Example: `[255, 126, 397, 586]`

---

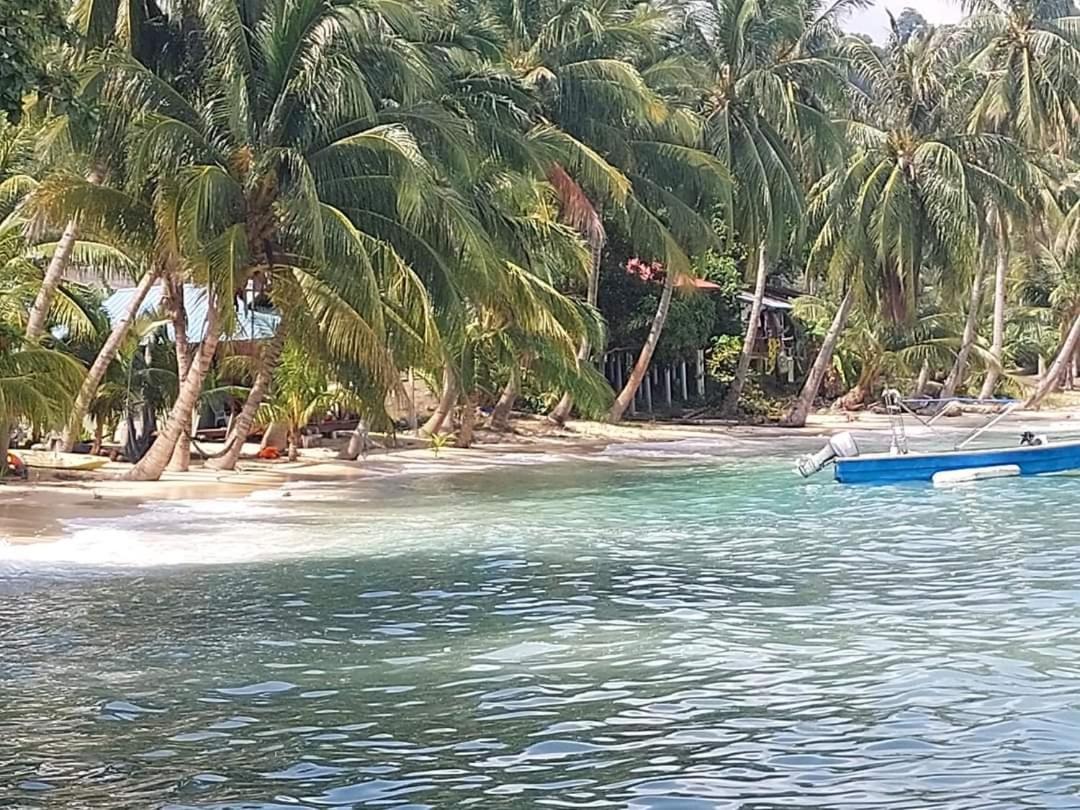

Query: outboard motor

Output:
[797, 432, 860, 478]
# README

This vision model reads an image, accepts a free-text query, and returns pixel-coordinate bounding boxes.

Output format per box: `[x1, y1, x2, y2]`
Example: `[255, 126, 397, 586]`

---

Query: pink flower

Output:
[625, 257, 665, 283]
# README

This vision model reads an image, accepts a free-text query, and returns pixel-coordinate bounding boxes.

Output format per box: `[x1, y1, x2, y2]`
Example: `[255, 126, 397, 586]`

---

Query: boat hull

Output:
[834, 440, 1080, 485]
[13, 451, 110, 471]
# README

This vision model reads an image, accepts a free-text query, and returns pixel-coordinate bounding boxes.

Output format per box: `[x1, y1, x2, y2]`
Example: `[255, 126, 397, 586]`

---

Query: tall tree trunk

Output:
[913, 359, 931, 398]
[549, 243, 602, 424]
[167, 280, 193, 471]
[91, 418, 104, 456]
[0, 420, 9, 478]
[206, 329, 286, 471]
[491, 366, 519, 431]
[457, 392, 478, 447]
[125, 305, 222, 481]
[339, 419, 370, 461]
[781, 286, 855, 428]
[722, 247, 768, 417]
[979, 225, 1010, 400]
[1023, 312, 1080, 409]
[59, 269, 159, 452]
[942, 263, 987, 399]
[287, 426, 300, 462]
[25, 169, 105, 341]
[839, 360, 880, 410]
[422, 365, 457, 435]
[608, 267, 676, 422]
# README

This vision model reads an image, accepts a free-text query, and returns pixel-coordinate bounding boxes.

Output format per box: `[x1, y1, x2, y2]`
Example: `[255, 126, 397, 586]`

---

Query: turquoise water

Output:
[4, 443, 1080, 808]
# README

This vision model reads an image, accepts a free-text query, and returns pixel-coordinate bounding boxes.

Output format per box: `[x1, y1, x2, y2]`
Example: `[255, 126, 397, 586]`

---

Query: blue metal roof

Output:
[102, 284, 280, 342]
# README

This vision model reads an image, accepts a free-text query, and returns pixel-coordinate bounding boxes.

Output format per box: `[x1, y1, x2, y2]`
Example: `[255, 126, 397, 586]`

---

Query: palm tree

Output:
[792, 295, 958, 408]
[783, 24, 1029, 423]
[255, 342, 357, 463]
[960, 0, 1080, 397]
[21, 0, 179, 343]
[66, 0, 478, 480]
[680, 0, 851, 416]
[1020, 187, 1080, 406]
[456, 0, 727, 422]
[0, 323, 85, 468]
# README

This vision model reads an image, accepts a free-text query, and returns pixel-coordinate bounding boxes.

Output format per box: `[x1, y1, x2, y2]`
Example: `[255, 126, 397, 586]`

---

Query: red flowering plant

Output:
[624, 258, 665, 283]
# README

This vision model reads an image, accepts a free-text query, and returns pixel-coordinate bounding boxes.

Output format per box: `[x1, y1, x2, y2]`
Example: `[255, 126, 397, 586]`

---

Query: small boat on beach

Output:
[797, 391, 1080, 485]
[12, 450, 111, 472]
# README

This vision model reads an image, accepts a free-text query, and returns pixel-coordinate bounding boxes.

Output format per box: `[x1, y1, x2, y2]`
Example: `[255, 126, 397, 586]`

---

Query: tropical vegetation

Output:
[2, 0, 1080, 477]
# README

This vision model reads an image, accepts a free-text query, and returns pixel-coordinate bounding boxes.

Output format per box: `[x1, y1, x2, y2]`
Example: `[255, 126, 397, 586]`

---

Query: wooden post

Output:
[615, 353, 624, 391]
[644, 373, 653, 413]
[680, 360, 688, 400]
[1038, 355, 1047, 380]
[696, 349, 705, 397]
[663, 367, 672, 408]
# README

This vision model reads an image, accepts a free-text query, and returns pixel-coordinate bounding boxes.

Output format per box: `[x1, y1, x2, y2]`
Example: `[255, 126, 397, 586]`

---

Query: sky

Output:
[845, 0, 966, 41]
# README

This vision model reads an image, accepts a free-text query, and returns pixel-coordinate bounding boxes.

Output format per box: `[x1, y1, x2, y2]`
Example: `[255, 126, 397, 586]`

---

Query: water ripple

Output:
[4, 458, 1080, 807]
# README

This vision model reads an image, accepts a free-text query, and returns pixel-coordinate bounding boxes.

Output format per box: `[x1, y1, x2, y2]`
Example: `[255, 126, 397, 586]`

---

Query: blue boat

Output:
[833, 440, 1080, 484]
[797, 391, 1080, 485]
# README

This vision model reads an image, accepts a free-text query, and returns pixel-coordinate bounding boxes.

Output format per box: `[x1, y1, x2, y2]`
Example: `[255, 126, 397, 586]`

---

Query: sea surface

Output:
[4, 438, 1080, 808]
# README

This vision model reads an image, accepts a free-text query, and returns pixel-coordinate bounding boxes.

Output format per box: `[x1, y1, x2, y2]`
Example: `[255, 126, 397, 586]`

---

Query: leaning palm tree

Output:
[65, 0, 473, 481]
[960, 0, 1080, 397]
[21, 0, 181, 343]
[456, 0, 727, 421]
[1020, 186, 1080, 406]
[679, 0, 852, 416]
[783, 24, 1031, 424]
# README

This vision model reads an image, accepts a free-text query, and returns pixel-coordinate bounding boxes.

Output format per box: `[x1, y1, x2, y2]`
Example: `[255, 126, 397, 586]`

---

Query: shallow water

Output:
[4, 443, 1080, 808]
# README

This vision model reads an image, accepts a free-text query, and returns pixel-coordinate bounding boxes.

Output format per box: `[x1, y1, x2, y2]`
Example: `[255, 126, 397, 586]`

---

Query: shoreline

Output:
[3, 408, 1079, 542]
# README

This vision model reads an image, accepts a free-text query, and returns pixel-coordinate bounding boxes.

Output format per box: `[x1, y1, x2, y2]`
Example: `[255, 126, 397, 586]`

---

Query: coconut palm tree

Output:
[451, 0, 727, 422]
[960, 0, 1080, 397]
[59, 0, 491, 480]
[1019, 185, 1080, 406]
[783, 23, 1031, 424]
[679, 0, 852, 416]
[0, 321, 85, 469]
[21, 0, 181, 343]
[255, 342, 360, 463]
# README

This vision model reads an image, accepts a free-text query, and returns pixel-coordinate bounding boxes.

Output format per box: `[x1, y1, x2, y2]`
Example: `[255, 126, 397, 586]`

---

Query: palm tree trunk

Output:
[979, 227, 1010, 399]
[339, 419, 369, 461]
[549, 242, 602, 424]
[1023, 312, 1080, 409]
[125, 304, 222, 481]
[913, 359, 931, 398]
[839, 363, 879, 410]
[287, 426, 299, 462]
[206, 329, 286, 471]
[167, 280, 193, 472]
[781, 286, 855, 428]
[91, 418, 104, 456]
[608, 266, 676, 422]
[941, 263, 987, 399]
[722, 247, 768, 416]
[25, 169, 104, 341]
[0, 420, 9, 478]
[491, 366, 519, 431]
[59, 269, 159, 452]
[457, 392, 478, 447]
[422, 365, 457, 435]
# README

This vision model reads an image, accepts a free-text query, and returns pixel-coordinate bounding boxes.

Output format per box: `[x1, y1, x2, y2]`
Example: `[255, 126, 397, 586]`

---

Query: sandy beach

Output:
[3, 407, 1079, 542]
